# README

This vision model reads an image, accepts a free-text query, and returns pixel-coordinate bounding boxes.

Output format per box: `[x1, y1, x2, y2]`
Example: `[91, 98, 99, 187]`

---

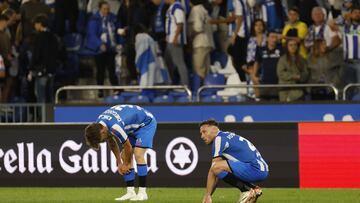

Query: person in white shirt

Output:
[188, 0, 214, 80]
[164, 0, 189, 86]
[304, 7, 342, 51]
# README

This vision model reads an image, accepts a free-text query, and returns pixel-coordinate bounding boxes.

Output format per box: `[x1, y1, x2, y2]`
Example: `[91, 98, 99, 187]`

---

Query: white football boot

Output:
[115, 187, 137, 201]
[130, 187, 148, 201]
[237, 189, 256, 203]
[249, 186, 263, 203]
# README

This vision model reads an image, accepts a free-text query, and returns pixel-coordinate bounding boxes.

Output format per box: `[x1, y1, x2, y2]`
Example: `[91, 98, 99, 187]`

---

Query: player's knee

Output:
[134, 151, 145, 163]
[211, 161, 224, 174]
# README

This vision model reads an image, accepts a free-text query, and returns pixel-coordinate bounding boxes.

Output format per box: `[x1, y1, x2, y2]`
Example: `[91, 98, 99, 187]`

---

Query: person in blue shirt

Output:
[84, 104, 157, 201]
[200, 119, 268, 203]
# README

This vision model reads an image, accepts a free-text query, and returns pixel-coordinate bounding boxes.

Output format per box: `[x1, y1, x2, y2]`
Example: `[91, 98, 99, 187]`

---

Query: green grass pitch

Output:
[0, 188, 359, 203]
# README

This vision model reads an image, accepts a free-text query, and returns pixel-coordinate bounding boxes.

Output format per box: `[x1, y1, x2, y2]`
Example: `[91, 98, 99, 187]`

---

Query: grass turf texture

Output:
[0, 188, 359, 203]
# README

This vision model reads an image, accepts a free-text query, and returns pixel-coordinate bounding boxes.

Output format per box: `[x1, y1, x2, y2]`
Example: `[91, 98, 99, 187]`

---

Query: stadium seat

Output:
[211, 51, 228, 68]
[228, 95, 247, 102]
[201, 95, 223, 103]
[121, 92, 142, 102]
[127, 95, 150, 103]
[153, 95, 175, 103]
[104, 95, 125, 104]
[169, 91, 188, 99]
[169, 91, 191, 102]
[352, 93, 360, 101]
[201, 73, 226, 96]
[204, 73, 226, 86]
[176, 96, 191, 102]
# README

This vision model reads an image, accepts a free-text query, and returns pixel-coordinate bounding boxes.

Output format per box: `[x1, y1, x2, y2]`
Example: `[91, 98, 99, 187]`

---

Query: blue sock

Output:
[217, 171, 228, 179]
[137, 164, 147, 176]
[124, 168, 135, 186]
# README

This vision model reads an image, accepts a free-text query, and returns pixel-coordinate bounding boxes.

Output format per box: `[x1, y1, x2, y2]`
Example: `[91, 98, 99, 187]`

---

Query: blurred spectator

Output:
[188, 0, 214, 80]
[227, 0, 252, 82]
[304, 7, 341, 51]
[135, 24, 170, 86]
[246, 19, 266, 64]
[7, 0, 21, 11]
[87, 0, 120, 14]
[85, 0, 118, 89]
[2, 8, 18, 44]
[210, 0, 229, 53]
[307, 39, 343, 99]
[19, 0, 50, 43]
[164, 0, 189, 86]
[296, 0, 319, 26]
[53, 0, 79, 36]
[27, 14, 59, 103]
[259, 0, 287, 33]
[277, 39, 309, 102]
[248, 31, 282, 99]
[1, 8, 19, 102]
[117, 0, 149, 84]
[343, 5, 360, 84]
[150, 0, 168, 52]
[281, 7, 308, 58]
[0, 14, 11, 102]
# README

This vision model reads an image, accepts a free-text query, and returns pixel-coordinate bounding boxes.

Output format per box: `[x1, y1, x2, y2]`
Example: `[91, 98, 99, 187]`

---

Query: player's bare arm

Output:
[121, 139, 133, 166]
[203, 157, 223, 203]
[107, 135, 131, 175]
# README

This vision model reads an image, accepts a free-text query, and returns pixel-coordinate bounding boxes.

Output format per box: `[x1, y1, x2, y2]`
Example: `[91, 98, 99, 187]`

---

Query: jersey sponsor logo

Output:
[165, 137, 198, 176]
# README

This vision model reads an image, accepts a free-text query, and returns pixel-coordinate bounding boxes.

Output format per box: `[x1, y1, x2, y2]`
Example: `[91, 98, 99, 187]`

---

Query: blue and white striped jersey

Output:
[212, 131, 269, 172]
[260, 0, 286, 33]
[227, 0, 252, 38]
[344, 24, 360, 60]
[96, 105, 154, 143]
[166, 1, 187, 45]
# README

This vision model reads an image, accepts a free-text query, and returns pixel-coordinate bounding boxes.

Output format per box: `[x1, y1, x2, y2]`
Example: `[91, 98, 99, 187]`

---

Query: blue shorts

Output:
[227, 160, 268, 182]
[129, 118, 157, 148]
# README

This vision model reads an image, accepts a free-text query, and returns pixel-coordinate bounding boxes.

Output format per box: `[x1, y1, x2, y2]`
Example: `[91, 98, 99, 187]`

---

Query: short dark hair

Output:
[199, 119, 219, 128]
[288, 6, 299, 14]
[84, 123, 103, 149]
[98, 0, 109, 9]
[33, 14, 48, 27]
[267, 30, 279, 37]
[0, 14, 8, 22]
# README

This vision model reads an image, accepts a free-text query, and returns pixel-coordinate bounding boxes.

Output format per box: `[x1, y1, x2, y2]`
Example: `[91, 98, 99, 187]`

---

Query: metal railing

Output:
[55, 85, 192, 104]
[197, 84, 339, 101]
[0, 103, 46, 123]
[343, 83, 360, 100]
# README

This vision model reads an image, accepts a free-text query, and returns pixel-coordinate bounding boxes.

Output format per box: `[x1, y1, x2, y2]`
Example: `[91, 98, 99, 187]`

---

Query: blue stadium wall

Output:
[54, 103, 360, 122]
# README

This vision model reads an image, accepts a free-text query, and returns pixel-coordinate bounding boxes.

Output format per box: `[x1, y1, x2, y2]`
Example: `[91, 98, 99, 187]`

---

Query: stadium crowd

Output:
[0, 0, 359, 103]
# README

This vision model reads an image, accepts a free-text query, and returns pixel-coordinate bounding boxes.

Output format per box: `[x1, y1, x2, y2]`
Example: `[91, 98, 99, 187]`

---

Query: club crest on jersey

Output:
[136, 138, 142, 145]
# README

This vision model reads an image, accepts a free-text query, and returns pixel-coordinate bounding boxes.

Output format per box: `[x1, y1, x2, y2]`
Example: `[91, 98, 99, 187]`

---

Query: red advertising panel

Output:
[299, 122, 360, 188]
